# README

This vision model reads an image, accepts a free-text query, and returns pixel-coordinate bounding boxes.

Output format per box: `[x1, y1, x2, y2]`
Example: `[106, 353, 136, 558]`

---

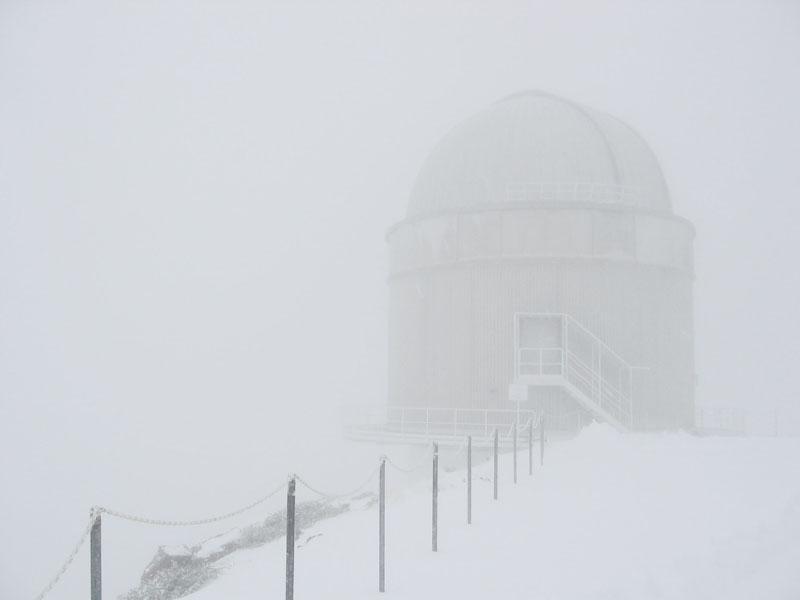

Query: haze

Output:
[1, 1, 799, 597]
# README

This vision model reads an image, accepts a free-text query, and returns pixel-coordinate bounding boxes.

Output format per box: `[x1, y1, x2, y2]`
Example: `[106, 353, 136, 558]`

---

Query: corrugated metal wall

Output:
[387, 207, 695, 431]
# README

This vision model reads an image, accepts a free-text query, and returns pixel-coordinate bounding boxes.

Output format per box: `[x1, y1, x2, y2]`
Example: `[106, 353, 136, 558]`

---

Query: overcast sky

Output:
[2, 1, 799, 596]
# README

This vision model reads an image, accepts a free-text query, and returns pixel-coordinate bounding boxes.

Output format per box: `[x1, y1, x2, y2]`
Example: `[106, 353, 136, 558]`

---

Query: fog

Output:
[1, 1, 799, 597]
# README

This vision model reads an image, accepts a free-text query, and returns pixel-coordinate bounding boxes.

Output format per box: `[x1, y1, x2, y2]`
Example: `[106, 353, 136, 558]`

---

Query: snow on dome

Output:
[408, 90, 671, 217]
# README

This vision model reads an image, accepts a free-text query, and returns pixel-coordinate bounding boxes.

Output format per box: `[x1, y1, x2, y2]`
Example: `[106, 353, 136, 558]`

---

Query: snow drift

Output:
[131, 425, 800, 599]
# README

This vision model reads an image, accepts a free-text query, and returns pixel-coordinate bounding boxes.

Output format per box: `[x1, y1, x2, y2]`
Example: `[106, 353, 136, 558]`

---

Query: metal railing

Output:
[343, 405, 544, 445]
[566, 350, 630, 419]
[514, 313, 634, 429]
[506, 182, 643, 207]
[517, 347, 564, 376]
[694, 405, 800, 437]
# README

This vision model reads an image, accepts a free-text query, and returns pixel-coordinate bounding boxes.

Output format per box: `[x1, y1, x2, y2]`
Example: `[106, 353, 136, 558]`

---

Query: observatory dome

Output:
[408, 91, 671, 218]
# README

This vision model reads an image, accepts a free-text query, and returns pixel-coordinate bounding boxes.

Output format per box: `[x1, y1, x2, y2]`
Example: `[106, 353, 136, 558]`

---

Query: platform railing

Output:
[517, 347, 564, 377]
[343, 406, 545, 446]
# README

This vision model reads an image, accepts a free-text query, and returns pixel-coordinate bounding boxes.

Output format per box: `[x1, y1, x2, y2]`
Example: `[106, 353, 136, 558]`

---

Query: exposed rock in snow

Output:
[121, 497, 366, 600]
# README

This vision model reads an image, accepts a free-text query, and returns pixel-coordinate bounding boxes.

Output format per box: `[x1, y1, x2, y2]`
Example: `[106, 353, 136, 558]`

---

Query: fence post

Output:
[286, 475, 296, 600]
[90, 509, 101, 600]
[379, 458, 386, 592]
[513, 422, 517, 484]
[528, 419, 533, 476]
[540, 414, 545, 466]
[493, 428, 499, 500]
[467, 435, 472, 525]
[432, 442, 438, 552]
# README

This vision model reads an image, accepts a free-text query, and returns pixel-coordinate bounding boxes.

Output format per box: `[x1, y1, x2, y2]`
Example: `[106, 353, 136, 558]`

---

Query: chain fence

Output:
[99, 480, 287, 527]
[30, 424, 546, 600]
[33, 508, 101, 600]
[383, 445, 434, 473]
[296, 464, 382, 500]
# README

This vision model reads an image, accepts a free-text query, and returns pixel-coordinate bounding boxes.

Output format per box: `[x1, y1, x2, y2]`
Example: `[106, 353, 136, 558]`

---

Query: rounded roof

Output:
[408, 91, 671, 218]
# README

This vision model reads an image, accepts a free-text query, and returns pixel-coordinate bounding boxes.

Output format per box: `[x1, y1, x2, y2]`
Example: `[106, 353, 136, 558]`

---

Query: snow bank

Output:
[122, 499, 354, 600]
[177, 426, 800, 599]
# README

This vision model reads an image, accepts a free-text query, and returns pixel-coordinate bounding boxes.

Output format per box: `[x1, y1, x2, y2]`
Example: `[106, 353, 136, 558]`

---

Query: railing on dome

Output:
[506, 182, 642, 207]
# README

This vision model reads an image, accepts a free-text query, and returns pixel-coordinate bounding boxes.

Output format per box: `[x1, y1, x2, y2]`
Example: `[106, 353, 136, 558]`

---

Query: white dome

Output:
[408, 91, 671, 217]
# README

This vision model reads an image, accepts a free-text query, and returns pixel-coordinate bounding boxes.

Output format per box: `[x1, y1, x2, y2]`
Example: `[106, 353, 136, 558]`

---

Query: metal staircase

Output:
[515, 314, 634, 431]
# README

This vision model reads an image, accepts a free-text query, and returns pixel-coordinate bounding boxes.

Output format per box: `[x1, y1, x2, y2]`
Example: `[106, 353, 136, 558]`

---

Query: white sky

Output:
[1, 0, 799, 596]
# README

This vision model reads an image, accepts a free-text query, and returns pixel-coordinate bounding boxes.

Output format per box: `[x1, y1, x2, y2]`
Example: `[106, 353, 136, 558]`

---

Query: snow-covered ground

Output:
[179, 425, 800, 600]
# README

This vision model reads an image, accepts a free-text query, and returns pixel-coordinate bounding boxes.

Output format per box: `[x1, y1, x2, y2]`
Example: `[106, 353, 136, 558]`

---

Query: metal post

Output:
[513, 422, 517, 484]
[432, 442, 438, 552]
[528, 420, 533, 475]
[540, 414, 545, 466]
[90, 509, 101, 600]
[466, 435, 472, 524]
[493, 428, 499, 500]
[286, 475, 296, 600]
[379, 458, 386, 592]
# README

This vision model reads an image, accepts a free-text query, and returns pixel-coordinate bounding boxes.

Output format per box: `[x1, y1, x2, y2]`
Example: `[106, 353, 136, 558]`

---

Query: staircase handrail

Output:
[560, 314, 632, 368]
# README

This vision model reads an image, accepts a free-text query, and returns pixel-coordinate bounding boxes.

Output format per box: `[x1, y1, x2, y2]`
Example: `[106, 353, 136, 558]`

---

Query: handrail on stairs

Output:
[514, 313, 635, 429]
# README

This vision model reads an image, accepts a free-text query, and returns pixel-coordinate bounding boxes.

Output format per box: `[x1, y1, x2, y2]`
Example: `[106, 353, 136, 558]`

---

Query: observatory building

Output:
[386, 91, 695, 431]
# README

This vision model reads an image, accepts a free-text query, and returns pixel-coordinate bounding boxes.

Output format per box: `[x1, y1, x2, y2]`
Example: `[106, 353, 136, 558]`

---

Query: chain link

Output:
[101, 481, 286, 527]
[383, 445, 434, 473]
[295, 464, 381, 500]
[34, 508, 100, 600]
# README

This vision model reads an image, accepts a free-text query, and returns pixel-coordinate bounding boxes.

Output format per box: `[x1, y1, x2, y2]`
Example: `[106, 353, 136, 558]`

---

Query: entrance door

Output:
[515, 314, 564, 377]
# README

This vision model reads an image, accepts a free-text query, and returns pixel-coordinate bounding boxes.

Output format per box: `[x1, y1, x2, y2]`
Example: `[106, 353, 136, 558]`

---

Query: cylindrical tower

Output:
[387, 91, 695, 431]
